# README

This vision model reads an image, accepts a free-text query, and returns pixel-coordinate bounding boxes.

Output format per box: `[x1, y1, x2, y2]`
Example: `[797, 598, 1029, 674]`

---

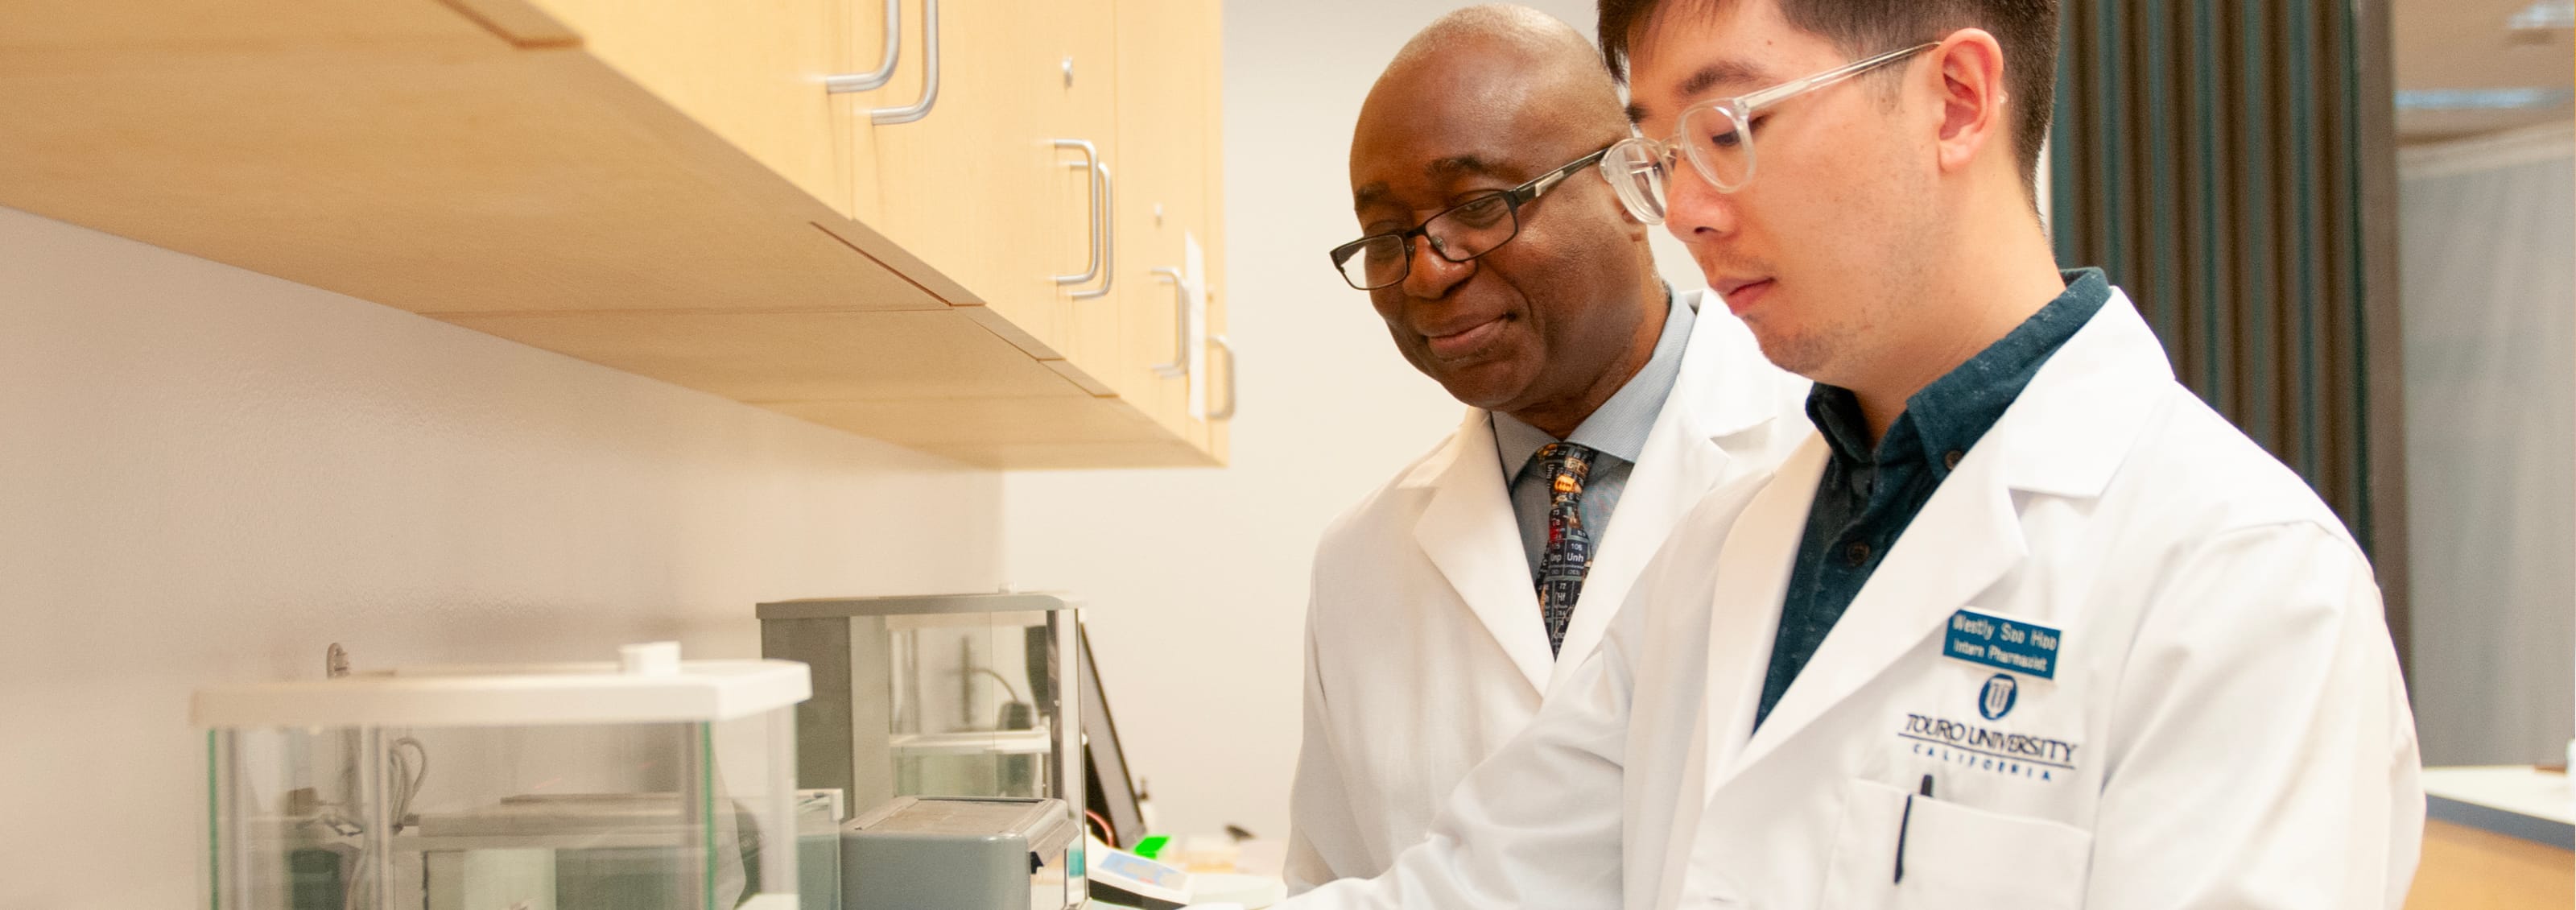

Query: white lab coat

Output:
[1286, 291, 2423, 910]
[1286, 290, 1814, 891]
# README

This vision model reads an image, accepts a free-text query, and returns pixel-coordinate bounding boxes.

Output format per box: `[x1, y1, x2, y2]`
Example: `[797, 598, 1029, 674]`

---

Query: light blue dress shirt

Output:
[1490, 292, 1695, 581]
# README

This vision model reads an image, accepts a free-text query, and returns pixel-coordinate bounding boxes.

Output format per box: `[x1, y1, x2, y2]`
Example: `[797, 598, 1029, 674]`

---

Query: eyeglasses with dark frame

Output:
[1329, 146, 1613, 292]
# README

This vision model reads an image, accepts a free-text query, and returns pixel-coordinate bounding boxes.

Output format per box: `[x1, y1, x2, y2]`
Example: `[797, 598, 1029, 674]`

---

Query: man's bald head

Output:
[1383, 3, 1624, 106]
[1344, 5, 1670, 436]
[1355, 6, 1631, 205]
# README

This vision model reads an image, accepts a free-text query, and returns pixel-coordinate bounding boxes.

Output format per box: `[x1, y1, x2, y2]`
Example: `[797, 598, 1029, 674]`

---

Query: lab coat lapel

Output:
[1715, 289, 2171, 780]
[1695, 437, 1828, 803]
[1545, 298, 1788, 693]
[1411, 408, 1552, 693]
[1724, 436, 2030, 774]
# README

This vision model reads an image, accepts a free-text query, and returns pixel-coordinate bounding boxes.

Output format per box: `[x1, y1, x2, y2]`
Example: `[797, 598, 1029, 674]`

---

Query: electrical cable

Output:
[387, 737, 428, 833]
[971, 667, 1026, 704]
[341, 737, 430, 908]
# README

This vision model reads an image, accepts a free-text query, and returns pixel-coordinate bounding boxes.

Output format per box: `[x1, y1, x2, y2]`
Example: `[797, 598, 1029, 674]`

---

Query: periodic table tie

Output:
[1534, 441, 1599, 657]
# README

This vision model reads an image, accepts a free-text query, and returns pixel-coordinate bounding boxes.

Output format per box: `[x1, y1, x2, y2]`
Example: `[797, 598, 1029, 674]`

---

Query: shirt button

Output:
[1844, 540, 1872, 567]
[1945, 449, 1965, 470]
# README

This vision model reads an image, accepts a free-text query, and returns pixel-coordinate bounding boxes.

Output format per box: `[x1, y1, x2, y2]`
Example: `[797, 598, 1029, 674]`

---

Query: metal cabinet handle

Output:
[1051, 140, 1102, 287]
[823, 0, 901, 93]
[868, 0, 939, 123]
[1072, 157, 1113, 300]
[1150, 268, 1189, 378]
[1208, 333, 1237, 420]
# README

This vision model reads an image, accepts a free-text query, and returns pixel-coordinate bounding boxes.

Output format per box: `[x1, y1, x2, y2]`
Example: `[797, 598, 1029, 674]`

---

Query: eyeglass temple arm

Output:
[1736, 41, 1941, 114]
[1530, 147, 1612, 196]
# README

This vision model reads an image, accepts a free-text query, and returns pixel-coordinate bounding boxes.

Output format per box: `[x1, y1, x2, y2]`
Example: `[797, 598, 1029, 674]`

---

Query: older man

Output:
[1286, 5, 1812, 891]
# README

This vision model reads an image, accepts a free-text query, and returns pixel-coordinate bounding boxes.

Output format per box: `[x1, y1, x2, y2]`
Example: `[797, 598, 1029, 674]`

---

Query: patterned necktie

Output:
[1534, 441, 1599, 657]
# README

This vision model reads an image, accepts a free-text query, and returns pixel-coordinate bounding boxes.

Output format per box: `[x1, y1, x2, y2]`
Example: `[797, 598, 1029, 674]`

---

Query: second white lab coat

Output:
[1285, 291, 1813, 891]
[1284, 290, 2422, 910]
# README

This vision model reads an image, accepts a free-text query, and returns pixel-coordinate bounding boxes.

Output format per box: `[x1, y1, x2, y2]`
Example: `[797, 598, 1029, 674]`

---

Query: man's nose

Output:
[1662, 163, 1739, 241]
[1401, 233, 1474, 300]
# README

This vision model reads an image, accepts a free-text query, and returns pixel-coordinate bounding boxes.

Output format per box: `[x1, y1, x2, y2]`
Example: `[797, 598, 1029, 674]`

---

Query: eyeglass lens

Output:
[1598, 104, 1756, 225]
[1335, 192, 1521, 290]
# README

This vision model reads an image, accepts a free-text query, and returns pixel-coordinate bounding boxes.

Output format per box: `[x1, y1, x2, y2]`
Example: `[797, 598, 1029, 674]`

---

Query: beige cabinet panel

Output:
[774, 396, 1214, 468]
[446, 0, 861, 221]
[440, 309, 1088, 403]
[0, 0, 1228, 467]
[1199, 0, 1231, 461]
[1052, 0, 1129, 398]
[1, 0, 498, 48]
[0, 32, 938, 316]
[864, 0, 1113, 362]
[1106, 0, 1224, 445]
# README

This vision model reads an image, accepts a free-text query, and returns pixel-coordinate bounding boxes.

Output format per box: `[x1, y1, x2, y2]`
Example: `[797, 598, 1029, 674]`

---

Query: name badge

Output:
[1943, 609, 2062, 680]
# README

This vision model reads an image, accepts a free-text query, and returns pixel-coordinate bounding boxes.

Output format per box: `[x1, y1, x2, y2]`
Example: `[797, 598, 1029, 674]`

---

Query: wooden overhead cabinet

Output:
[0, 0, 1231, 468]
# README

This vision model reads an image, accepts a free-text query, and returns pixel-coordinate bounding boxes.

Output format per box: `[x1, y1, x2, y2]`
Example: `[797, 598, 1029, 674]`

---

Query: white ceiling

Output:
[2392, 0, 2574, 141]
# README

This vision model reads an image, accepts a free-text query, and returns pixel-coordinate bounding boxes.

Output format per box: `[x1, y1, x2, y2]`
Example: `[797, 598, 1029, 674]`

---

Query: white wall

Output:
[0, 206, 1006, 909]
[1003, 0, 1704, 842]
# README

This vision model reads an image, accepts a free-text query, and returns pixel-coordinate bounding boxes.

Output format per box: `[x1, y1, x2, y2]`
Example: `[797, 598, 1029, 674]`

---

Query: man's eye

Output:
[1455, 196, 1509, 221]
[1712, 117, 1766, 150]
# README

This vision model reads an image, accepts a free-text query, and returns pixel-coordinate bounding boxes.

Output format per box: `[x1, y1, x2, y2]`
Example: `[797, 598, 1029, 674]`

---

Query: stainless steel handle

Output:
[1051, 140, 1102, 287]
[822, 0, 901, 93]
[1208, 333, 1237, 420]
[1150, 267, 1188, 378]
[1069, 156, 1114, 300]
[869, 0, 939, 123]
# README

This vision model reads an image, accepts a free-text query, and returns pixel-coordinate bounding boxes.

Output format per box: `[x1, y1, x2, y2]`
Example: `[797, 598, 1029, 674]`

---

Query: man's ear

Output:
[1603, 188, 1655, 234]
[1621, 205, 1655, 234]
[1927, 29, 2008, 176]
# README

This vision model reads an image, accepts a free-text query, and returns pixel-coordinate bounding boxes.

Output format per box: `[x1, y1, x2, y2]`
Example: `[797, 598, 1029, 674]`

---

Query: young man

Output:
[1287, 5, 1813, 891]
[1279, 0, 2423, 908]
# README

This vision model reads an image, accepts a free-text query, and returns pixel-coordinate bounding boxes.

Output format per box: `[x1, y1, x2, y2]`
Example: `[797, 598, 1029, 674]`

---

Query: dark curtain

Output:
[2047, 0, 2411, 671]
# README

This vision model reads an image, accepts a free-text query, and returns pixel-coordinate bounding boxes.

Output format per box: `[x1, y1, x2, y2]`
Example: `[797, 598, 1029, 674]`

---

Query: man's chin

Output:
[1410, 350, 1504, 398]
[1431, 373, 1527, 412]
[1445, 387, 1523, 412]
[1747, 325, 1831, 382]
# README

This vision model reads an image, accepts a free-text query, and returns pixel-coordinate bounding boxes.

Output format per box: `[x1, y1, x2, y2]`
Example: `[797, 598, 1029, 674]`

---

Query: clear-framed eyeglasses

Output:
[1599, 41, 1940, 223]
[1329, 146, 1613, 292]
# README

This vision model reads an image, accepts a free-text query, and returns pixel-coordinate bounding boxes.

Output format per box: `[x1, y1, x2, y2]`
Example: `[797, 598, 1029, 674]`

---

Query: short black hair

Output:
[1599, 0, 2058, 189]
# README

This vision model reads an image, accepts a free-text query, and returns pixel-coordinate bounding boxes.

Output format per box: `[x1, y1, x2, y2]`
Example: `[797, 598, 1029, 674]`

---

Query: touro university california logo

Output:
[1893, 671, 2077, 782]
[1979, 672, 2019, 721]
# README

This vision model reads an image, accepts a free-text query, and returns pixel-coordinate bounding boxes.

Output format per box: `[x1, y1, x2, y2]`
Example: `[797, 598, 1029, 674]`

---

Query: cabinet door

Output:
[1108, 0, 1223, 445]
[1198, 0, 1230, 461]
[861, 0, 1113, 362]
[835, 0, 894, 225]
[1051, 0, 1125, 385]
[491, 0, 856, 221]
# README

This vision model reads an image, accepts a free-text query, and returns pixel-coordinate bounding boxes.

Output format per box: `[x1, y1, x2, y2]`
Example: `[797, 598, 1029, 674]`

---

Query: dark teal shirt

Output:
[1753, 269, 2113, 729]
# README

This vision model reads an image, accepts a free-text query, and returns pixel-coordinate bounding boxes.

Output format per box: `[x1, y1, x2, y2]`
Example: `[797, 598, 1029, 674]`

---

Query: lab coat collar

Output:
[1705, 289, 2169, 788]
[1547, 289, 1796, 693]
[1984, 287, 2173, 499]
[1406, 289, 1802, 694]
[1410, 405, 1556, 692]
[1490, 292, 1695, 470]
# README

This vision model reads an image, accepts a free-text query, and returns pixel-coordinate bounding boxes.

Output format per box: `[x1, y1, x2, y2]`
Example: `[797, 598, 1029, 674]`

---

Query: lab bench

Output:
[2404, 765, 2573, 910]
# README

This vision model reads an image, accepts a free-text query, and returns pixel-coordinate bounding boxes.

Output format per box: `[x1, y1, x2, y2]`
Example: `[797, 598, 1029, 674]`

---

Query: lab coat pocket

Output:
[1816, 777, 2091, 910]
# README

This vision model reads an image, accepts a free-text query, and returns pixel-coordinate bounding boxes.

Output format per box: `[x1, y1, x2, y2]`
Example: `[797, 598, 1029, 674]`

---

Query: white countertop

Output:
[2421, 765, 2574, 825]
